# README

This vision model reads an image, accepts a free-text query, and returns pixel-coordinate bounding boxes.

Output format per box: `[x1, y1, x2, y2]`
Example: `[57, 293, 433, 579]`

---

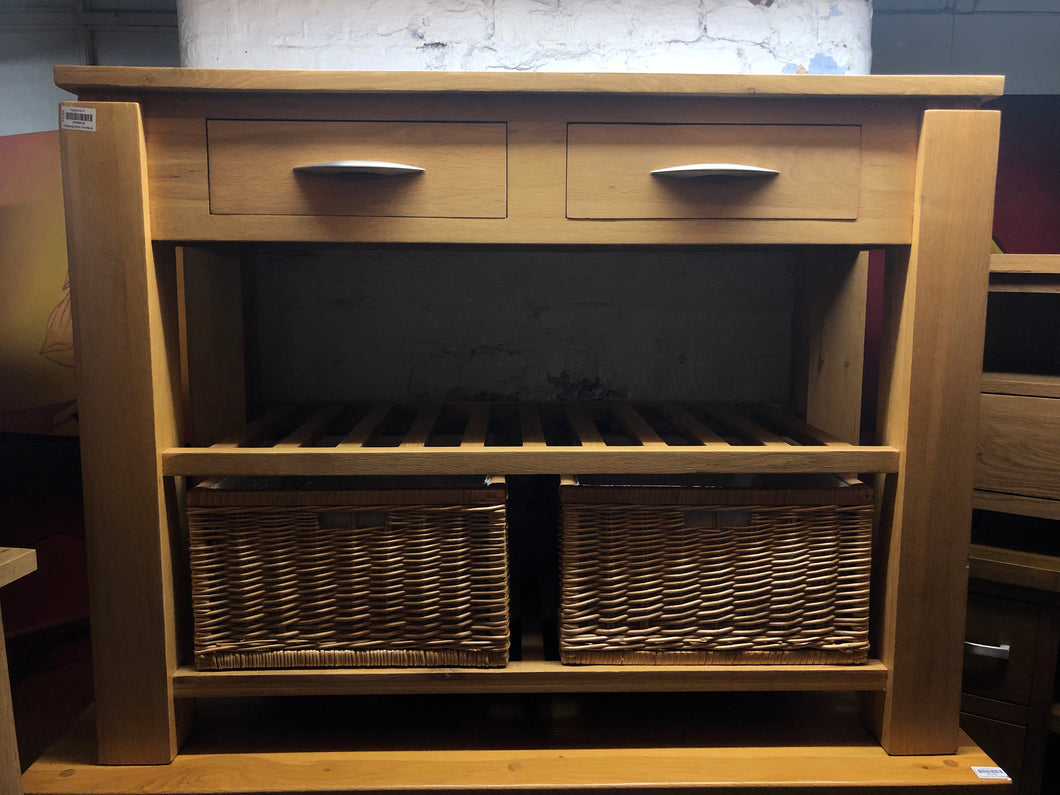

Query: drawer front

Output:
[976, 393, 1060, 501]
[963, 591, 1040, 705]
[566, 123, 860, 220]
[207, 120, 507, 218]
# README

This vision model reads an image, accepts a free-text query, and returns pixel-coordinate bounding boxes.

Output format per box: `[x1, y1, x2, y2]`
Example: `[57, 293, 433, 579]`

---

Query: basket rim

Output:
[188, 475, 507, 507]
[560, 485, 873, 507]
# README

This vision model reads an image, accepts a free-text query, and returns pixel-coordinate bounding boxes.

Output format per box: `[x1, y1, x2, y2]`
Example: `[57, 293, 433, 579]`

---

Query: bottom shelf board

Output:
[23, 693, 1011, 793]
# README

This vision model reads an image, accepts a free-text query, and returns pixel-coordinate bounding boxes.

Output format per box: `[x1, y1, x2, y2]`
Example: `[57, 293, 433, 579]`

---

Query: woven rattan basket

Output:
[187, 476, 509, 670]
[559, 474, 873, 665]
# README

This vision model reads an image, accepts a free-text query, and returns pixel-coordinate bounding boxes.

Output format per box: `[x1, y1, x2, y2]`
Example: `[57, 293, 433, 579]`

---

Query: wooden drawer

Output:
[566, 123, 860, 220]
[207, 120, 507, 218]
[964, 591, 1040, 705]
[976, 392, 1060, 501]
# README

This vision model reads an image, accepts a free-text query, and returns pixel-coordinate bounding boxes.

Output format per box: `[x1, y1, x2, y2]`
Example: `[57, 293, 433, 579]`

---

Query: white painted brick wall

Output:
[176, 0, 873, 75]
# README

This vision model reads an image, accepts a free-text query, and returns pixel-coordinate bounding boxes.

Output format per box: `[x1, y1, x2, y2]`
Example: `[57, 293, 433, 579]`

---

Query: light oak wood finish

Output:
[981, 372, 1060, 399]
[988, 280, 1060, 294]
[968, 545, 1060, 593]
[972, 491, 1060, 522]
[975, 392, 1060, 502]
[2, 548, 36, 795]
[51, 68, 1006, 781]
[987, 253, 1060, 294]
[160, 402, 899, 476]
[59, 79, 929, 244]
[177, 246, 246, 446]
[23, 707, 1009, 794]
[163, 443, 899, 476]
[53, 65, 1005, 98]
[207, 120, 507, 218]
[59, 102, 192, 764]
[869, 109, 1001, 755]
[171, 659, 889, 698]
[566, 123, 860, 220]
[795, 249, 868, 445]
[989, 253, 1060, 274]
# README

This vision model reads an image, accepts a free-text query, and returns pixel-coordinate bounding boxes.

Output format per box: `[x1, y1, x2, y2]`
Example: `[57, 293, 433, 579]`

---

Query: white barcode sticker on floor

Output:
[971, 766, 1008, 779]
[61, 106, 96, 131]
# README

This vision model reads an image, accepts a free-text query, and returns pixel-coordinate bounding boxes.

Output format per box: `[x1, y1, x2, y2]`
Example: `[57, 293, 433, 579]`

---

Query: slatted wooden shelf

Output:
[172, 659, 889, 698]
[162, 402, 897, 476]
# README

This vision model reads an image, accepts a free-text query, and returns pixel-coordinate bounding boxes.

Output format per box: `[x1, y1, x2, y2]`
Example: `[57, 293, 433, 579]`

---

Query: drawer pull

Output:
[651, 163, 780, 179]
[965, 641, 1011, 660]
[293, 160, 425, 176]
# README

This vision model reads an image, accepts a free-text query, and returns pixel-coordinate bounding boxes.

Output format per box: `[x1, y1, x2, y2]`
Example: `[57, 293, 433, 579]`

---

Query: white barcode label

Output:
[971, 766, 1008, 780]
[61, 106, 96, 131]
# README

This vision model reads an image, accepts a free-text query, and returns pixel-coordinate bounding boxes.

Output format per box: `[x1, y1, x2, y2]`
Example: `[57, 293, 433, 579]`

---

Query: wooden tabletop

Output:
[53, 65, 1005, 99]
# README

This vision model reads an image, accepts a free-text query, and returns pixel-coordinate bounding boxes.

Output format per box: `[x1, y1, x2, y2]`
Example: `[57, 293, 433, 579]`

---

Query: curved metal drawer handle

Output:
[965, 641, 1011, 660]
[293, 160, 425, 176]
[651, 163, 779, 179]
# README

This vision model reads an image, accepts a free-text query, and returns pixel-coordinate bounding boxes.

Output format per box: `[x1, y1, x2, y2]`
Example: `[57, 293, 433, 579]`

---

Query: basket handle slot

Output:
[318, 511, 352, 530]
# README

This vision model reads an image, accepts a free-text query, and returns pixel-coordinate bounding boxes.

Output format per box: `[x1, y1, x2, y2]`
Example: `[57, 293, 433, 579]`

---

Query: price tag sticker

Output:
[61, 106, 96, 131]
[971, 766, 1008, 780]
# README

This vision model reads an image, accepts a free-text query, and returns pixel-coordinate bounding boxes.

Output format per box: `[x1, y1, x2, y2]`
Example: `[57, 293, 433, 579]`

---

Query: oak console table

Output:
[25, 66, 1010, 791]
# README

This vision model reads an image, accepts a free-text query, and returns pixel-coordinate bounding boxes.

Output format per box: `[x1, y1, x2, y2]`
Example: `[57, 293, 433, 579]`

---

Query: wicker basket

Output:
[559, 474, 873, 665]
[187, 476, 509, 670]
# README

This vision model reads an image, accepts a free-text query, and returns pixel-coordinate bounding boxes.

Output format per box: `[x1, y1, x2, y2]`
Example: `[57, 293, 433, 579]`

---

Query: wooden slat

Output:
[274, 405, 345, 449]
[460, 403, 492, 448]
[401, 403, 442, 447]
[519, 403, 546, 447]
[658, 403, 726, 445]
[990, 253, 1060, 274]
[611, 403, 667, 447]
[214, 406, 298, 448]
[171, 660, 889, 698]
[337, 403, 392, 447]
[565, 404, 606, 447]
[162, 444, 900, 476]
[751, 403, 852, 447]
[699, 405, 790, 446]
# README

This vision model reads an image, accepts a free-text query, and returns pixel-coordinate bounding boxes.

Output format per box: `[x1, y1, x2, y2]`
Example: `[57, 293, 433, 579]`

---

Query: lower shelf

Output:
[22, 695, 1011, 793]
[172, 659, 889, 697]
